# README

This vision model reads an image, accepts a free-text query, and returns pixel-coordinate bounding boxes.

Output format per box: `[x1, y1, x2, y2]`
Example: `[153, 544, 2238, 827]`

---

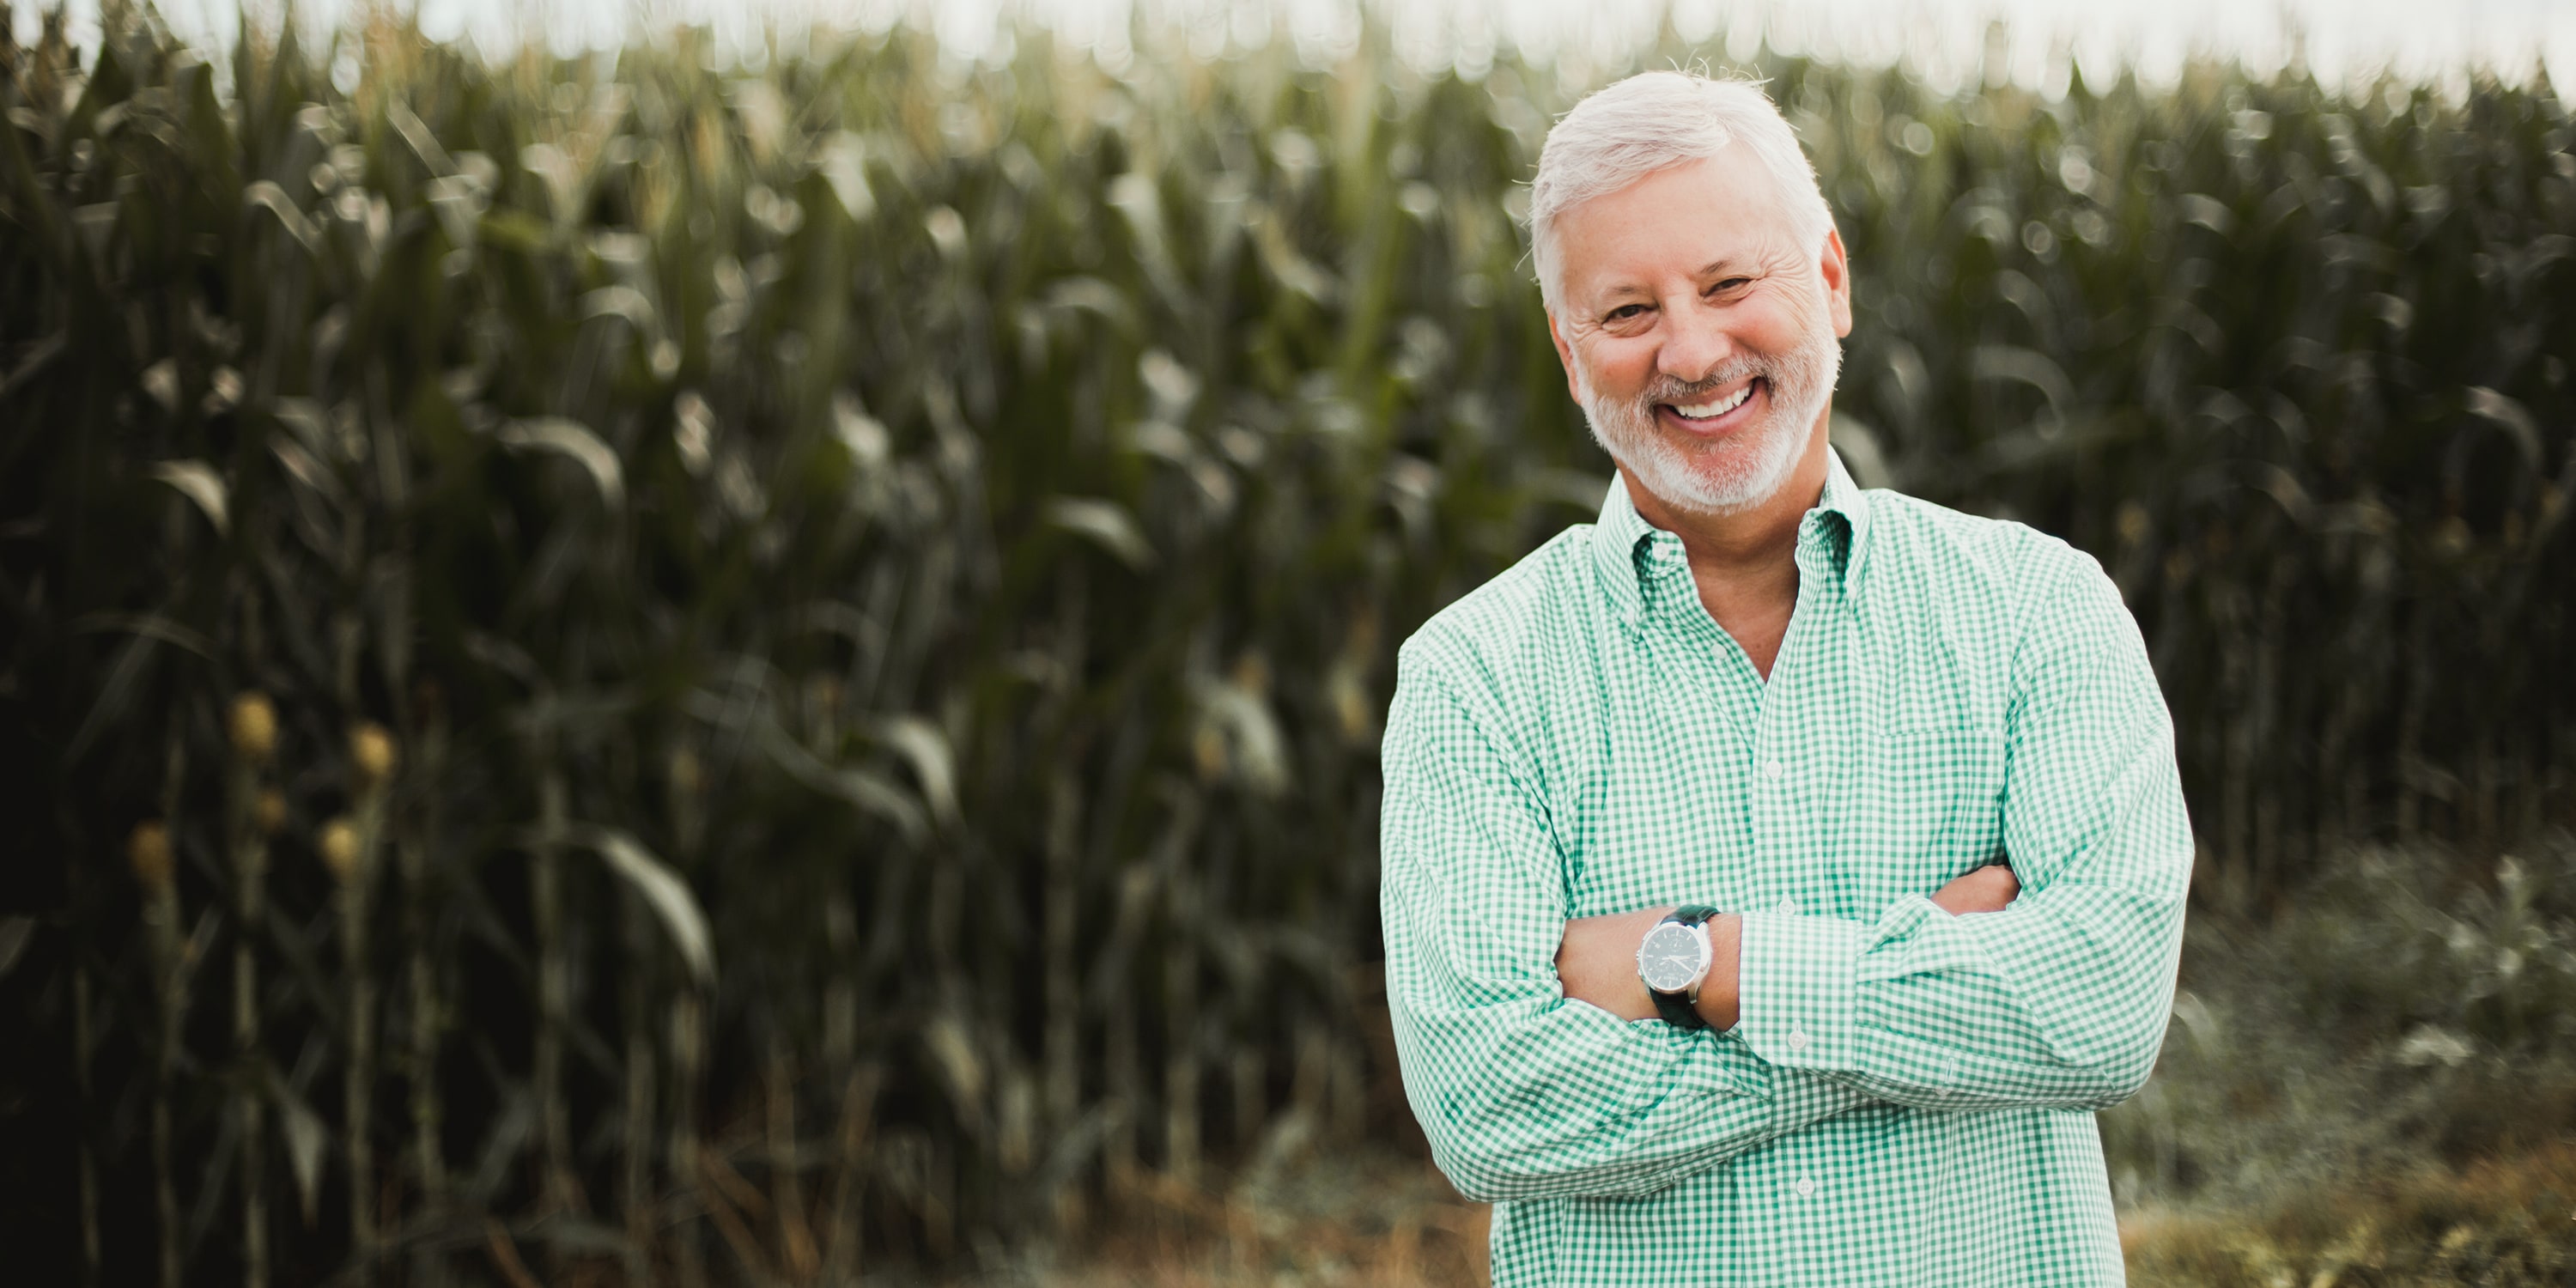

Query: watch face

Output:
[1637, 922, 1707, 993]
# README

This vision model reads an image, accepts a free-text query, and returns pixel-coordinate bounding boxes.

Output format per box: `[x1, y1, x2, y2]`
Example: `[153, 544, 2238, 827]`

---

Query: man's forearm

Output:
[1555, 906, 1743, 1028]
[1553, 866, 2020, 1029]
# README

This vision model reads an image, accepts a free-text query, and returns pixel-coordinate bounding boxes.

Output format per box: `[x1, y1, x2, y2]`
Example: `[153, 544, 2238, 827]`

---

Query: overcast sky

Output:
[32, 0, 2576, 92]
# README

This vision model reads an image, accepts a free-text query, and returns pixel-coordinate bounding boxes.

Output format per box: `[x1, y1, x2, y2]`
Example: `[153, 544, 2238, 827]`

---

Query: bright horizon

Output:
[25, 0, 2576, 94]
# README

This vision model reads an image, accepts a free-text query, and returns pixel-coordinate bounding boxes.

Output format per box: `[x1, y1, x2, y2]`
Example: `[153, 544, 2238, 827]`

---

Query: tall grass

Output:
[2107, 829, 2576, 1285]
[2, 3, 2571, 1281]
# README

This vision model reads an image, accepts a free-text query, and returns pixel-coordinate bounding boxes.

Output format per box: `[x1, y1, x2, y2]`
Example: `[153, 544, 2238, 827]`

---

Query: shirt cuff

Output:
[1731, 910, 1868, 1073]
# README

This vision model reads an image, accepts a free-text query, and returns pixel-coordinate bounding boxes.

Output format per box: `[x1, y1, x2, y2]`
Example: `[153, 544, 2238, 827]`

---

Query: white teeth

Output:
[1670, 384, 1754, 420]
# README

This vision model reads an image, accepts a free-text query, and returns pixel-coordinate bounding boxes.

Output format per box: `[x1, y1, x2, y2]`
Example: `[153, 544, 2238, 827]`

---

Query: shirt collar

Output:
[1588, 447, 1875, 629]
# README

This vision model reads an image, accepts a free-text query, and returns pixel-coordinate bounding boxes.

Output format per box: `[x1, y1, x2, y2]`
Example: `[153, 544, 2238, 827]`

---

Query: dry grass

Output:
[2122, 1139, 2576, 1287]
[1030, 1159, 1487, 1288]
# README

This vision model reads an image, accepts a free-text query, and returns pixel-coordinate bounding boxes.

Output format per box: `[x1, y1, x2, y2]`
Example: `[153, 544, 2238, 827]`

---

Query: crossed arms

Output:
[1552, 864, 2026, 1030]
[1376, 558, 2194, 1205]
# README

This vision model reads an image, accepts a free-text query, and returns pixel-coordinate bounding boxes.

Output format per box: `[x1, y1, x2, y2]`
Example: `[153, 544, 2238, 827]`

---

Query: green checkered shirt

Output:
[1379, 451, 2192, 1285]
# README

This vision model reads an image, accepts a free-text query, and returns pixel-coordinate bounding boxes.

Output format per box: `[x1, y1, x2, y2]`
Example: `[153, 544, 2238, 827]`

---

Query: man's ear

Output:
[1546, 309, 1586, 403]
[1819, 226, 1855, 338]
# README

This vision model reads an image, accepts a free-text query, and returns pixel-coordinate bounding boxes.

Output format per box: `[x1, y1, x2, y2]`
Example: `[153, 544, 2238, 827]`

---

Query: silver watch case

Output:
[1636, 918, 1712, 1000]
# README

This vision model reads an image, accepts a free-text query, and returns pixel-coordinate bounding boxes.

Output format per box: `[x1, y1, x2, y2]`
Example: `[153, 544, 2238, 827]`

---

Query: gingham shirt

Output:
[1379, 451, 2191, 1285]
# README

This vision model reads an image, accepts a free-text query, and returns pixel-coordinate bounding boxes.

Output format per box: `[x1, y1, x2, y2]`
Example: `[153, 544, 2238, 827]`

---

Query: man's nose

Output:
[1657, 299, 1735, 386]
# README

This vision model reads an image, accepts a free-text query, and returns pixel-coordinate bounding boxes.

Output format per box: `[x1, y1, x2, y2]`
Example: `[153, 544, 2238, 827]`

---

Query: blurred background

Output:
[3, 0, 2574, 1284]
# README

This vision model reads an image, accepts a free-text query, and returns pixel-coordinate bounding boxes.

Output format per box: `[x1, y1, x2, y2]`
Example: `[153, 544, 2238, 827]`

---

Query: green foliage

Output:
[2107, 832, 2576, 1285]
[2111, 834, 2576, 1200]
[1, 5, 2571, 1281]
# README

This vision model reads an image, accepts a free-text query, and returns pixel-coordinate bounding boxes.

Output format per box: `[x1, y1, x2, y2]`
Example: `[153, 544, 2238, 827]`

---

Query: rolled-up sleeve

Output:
[1730, 551, 2192, 1111]
[1381, 635, 1873, 1203]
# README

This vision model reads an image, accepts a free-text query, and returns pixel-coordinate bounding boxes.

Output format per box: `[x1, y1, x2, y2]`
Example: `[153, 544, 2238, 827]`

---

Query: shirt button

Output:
[1794, 1177, 1816, 1197]
[1763, 759, 1784, 781]
[1776, 897, 1798, 915]
[1787, 1026, 1810, 1052]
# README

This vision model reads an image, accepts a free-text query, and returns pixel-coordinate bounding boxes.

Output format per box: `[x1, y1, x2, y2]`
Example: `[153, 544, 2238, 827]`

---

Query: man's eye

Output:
[1709, 277, 1751, 295]
[1606, 304, 1647, 323]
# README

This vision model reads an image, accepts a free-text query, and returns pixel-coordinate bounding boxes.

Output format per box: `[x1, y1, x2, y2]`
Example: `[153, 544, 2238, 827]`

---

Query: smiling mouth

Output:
[1658, 379, 1763, 430]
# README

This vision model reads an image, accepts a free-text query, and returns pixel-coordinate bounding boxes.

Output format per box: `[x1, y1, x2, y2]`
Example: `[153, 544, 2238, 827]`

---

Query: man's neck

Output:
[1619, 421, 1833, 679]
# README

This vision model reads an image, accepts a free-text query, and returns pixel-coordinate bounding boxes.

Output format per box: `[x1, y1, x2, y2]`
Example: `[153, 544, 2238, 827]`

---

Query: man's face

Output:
[1545, 152, 1853, 517]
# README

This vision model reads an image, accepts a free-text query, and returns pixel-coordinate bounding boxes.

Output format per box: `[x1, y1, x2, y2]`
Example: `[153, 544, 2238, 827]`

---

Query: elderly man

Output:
[1378, 71, 2190, 1285]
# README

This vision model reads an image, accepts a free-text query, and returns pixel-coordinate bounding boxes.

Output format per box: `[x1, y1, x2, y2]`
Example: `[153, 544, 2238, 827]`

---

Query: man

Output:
[1378, 71, 2190, 1285]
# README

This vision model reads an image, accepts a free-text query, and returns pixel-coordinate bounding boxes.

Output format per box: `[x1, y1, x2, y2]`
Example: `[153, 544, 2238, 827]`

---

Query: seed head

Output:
[228, 691, 278, 762]
[1193, 723, 1229, 779]
[350, 722, 398, 787]
[254, 788, 289, 836]
[319, 816, 365, 885]
[129, 821, 174, 892]
[2116, 501, 2151, 546]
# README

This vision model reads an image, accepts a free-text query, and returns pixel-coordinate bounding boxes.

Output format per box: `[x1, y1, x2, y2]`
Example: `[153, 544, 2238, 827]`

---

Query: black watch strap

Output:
[1649, 906, 1722, 1030]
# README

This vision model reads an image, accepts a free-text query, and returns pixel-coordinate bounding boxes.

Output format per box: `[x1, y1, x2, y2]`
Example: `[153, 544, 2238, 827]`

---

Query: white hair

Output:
[1528, 71, 1833, 313]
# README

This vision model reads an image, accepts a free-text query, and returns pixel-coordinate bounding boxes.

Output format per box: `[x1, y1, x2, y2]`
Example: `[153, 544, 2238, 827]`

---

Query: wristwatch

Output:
[1636, 906, 1722, 1030]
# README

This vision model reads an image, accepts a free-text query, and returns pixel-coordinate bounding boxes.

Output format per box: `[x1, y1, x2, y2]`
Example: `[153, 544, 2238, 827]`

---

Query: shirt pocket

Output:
[1838, 723, 2008, 919]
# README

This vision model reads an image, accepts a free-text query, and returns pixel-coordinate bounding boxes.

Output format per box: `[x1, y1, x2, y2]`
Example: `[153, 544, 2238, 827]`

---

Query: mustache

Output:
[1633, 358, 1771, 408]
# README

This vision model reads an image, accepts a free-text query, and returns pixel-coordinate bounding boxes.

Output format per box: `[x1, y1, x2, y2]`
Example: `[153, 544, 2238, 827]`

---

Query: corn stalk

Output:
[226, 689, 276, 1288]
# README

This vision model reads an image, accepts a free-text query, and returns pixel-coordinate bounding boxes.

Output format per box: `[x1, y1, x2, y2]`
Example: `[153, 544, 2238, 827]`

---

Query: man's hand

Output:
[1929, 863, 2019, 915]
[1553, 864, 2017, 1030]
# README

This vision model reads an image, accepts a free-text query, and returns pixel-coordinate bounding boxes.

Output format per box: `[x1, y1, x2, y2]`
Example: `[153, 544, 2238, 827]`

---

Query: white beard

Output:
[1577, 313, 1841, 518]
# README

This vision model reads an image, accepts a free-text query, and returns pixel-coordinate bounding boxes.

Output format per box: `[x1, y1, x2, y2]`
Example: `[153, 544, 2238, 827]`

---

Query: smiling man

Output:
[1378, 73, 2193, 1285]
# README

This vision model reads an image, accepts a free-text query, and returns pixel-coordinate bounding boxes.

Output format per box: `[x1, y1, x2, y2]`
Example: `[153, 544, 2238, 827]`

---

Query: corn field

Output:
[2, 3, 2571, 1283]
